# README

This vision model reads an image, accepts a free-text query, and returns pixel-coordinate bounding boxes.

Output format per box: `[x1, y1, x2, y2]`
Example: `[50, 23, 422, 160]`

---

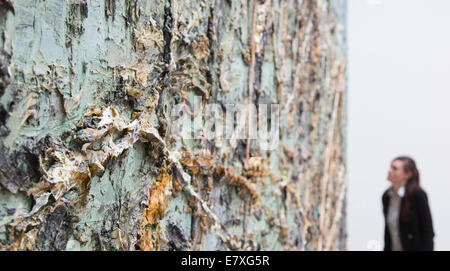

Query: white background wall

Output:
[347, 0, 450, 251]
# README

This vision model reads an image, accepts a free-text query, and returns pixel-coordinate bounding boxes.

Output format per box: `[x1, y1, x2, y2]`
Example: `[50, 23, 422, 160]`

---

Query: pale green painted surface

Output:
[0, 0, 347, 251]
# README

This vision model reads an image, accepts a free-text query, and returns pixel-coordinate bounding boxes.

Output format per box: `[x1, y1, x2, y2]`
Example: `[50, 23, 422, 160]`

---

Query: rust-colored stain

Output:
[138, 167, 173, 251]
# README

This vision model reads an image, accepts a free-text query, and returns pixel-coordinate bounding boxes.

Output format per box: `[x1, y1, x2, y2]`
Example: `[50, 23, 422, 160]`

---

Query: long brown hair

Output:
[394, 156, 420, 222]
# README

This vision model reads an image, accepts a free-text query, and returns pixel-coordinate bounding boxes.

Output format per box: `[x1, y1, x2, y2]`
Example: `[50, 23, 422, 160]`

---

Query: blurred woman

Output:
[382, 156, 434, 251]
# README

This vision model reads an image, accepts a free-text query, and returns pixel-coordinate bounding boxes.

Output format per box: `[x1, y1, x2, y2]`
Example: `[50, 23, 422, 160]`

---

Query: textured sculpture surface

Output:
[0, 0, 347, 251]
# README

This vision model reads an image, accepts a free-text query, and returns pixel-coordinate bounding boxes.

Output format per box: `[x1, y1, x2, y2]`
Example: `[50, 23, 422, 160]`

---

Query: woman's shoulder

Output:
[382, 187, 394, 198]
[382, 188, 391, 202]
[412, 186, 427, 196]
[411, 186, 429, 202]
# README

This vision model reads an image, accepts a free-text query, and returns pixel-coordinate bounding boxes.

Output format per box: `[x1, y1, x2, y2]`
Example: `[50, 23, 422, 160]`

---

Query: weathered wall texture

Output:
[0, 0, 347, 251]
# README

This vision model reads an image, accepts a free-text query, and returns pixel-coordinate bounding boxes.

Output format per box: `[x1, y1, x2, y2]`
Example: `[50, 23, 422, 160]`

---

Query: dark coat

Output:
[382, 187, 435, 251]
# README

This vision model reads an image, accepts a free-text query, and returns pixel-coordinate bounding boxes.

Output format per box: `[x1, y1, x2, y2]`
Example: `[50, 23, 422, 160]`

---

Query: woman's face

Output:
[388, 159, 411, 185]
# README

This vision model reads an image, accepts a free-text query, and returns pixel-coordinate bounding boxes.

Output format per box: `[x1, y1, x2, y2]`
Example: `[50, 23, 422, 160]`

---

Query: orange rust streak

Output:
[246, 0, 258, 165]
[138, 167, 172, 251]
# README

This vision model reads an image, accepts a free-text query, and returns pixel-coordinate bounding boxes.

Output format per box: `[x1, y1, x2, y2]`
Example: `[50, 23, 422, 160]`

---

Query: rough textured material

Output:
[0, 0, 347, 251]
